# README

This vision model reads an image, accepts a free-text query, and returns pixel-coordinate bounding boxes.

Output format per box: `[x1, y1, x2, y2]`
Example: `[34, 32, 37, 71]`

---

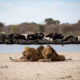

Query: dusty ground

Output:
[0, 52, 80, 80]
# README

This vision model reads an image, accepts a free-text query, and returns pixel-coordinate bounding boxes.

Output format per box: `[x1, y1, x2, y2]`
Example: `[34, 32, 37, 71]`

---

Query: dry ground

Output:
[0, 52, 80, 80]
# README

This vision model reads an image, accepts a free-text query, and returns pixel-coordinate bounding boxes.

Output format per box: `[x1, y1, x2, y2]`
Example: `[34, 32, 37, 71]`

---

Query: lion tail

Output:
[9, 57, 21, 62]
[9, 57, 29, 62]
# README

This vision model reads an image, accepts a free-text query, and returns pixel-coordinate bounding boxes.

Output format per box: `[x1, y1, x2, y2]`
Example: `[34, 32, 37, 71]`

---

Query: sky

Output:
[0, 0, 80, 25]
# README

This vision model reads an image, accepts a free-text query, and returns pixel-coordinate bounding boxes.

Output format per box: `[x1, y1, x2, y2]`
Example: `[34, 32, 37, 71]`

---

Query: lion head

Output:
[42, 45, 58, 59]
[37, 46, 44, 54]
[36, 45, 44, 59]
[22, 47, 40, 61]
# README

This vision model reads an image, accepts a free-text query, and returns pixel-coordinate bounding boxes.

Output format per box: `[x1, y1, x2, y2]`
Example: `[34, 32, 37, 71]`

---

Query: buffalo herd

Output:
[0, 33, 80, 44]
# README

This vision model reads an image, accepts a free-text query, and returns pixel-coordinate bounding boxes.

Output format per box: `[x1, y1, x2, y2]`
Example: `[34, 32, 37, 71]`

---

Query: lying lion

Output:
[42, 45, 65, 61]
[10, 45, 66, 62]
[10, 46, 44, 62]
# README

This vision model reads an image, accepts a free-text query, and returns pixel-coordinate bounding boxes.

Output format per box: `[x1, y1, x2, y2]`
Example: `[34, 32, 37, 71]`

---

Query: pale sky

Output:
[0, 0, 80, 25]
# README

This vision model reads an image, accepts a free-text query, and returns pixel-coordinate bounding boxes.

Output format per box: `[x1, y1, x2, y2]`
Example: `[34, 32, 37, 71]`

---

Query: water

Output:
[0, 44, 80, 53]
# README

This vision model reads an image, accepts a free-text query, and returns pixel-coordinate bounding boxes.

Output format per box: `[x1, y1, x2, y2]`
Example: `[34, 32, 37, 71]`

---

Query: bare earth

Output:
[0, 52, 80, 80]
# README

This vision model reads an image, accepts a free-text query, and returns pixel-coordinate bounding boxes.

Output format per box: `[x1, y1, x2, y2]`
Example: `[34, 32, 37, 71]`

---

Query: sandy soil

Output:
[0, 52, 80, 80]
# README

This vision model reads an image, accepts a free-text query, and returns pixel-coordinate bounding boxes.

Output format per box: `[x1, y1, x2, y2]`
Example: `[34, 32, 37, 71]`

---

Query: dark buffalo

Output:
[0, 34, 6, 44]
[63, 35, 78, 43]
[27, 33, 44, 40]
[46, 33, 64, 40]
[7, 33, 26, 40]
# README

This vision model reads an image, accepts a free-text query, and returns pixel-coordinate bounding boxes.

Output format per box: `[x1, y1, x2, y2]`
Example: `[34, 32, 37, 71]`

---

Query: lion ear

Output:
[46, 45, 50, 49]
[25, 47, 30, 50]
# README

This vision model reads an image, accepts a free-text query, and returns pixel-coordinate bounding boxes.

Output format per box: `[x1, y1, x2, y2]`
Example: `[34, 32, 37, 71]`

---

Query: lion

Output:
[22, 46, 45, 61]
[10, 46, 45, 62]
[42, 45, 65, 61]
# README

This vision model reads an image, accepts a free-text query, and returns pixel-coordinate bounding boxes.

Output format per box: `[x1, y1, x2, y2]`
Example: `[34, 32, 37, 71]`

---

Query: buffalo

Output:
[46, 33, 64, 41]
[27, 33, 44, 40]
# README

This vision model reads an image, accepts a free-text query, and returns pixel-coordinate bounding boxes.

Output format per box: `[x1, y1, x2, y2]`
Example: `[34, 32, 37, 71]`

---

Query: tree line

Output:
[0, 18, 80, 36]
